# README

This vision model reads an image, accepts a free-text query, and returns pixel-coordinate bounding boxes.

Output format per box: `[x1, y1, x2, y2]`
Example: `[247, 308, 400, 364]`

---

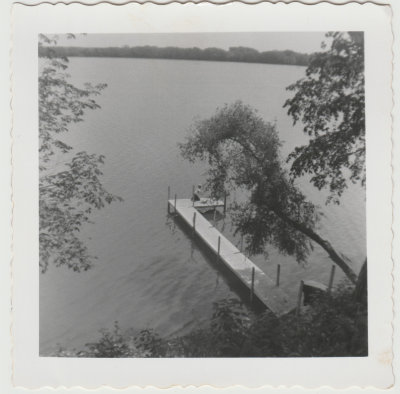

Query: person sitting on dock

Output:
[193, 184, 202, 202]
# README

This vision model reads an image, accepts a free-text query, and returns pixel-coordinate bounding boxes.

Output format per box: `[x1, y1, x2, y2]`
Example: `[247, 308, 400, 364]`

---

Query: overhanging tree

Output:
[284, 31, 366, 299]
[179, 101, 357, 284]
[39, 34, 122, 273]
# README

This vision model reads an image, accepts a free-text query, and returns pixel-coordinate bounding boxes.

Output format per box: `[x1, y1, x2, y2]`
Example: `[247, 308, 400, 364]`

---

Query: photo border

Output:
[10, 1, 394, 389]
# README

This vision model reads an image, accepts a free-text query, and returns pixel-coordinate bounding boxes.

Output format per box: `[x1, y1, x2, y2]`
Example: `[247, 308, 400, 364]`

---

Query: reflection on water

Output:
[40, 58, 365, 355]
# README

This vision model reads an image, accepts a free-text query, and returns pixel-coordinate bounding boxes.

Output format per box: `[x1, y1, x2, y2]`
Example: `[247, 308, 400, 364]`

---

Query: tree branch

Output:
[272, 207, 357, 284]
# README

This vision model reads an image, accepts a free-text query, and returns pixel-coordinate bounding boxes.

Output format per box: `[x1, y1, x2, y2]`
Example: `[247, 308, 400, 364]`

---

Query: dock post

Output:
[223, 192, 227, 214]
[174, 194, 177, 213]
[192, 185, 195, 207]
[276, 264, 281, 287]
[327, 265, 336, 294]
[192, 212, 196, 233]
[217, 236, 221, 262]
[240, 235, 244, 252]
[167, 186, 171, 214]
[250, 267, 255, 304]
[296, 280, 304, 318]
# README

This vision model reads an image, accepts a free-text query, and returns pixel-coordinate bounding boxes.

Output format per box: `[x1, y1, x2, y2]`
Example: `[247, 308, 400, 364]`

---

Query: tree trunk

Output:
[354, 259, 367, 305]
[272, 208, 358, 284]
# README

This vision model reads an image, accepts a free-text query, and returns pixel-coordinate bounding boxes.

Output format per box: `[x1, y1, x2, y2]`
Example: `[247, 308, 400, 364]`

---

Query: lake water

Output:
[39, 58, 366, 355]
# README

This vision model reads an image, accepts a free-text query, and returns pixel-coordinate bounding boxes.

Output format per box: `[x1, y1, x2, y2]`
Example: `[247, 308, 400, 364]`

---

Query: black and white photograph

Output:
[9, 1, 394, 389]
[38, 31, 367, 358]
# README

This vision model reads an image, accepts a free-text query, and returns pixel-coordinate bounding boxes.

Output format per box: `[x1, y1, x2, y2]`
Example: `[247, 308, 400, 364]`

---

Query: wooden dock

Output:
[168, 198, 297, 316]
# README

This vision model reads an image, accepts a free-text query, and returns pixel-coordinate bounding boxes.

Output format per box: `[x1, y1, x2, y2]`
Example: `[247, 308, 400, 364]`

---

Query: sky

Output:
[53, 32, 328, 54]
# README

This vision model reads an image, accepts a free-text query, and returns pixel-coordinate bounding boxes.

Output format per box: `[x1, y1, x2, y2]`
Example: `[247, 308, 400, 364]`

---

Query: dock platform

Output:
[168, 198, 297, 316]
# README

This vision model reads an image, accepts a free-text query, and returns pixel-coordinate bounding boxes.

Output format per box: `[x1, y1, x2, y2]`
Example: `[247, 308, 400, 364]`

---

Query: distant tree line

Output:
[39, 45, 311, 66]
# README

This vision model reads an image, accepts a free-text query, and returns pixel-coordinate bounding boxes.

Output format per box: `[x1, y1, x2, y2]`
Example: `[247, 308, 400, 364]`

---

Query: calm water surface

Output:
[40, 58, 366, 354]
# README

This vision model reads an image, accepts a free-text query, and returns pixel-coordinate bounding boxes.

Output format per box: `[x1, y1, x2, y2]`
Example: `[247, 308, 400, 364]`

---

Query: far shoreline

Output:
[39, 45, 312, 68]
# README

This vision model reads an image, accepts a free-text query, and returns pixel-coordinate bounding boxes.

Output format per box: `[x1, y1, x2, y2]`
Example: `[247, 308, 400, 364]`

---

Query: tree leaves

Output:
[39, 35, 122, 273]
[179, 101, 357, 282]
[179, 101, 319, 264]
[284, 32, 365, 201]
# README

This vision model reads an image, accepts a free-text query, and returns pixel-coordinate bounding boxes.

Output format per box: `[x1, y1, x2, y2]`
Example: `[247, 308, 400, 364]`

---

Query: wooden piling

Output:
[217, 236, 221, 262]
[250, 267, 255, 303]
[193, 212, 196, 232]
[296, 280, 304, 318]
[223, 192, 227, 214]
[276, 264, 281, 287]
[192, 185, 195, 207]
[174, 194, 177, 213]
[240, 234, 244, 252]
[327, 265, 336, 294]
[167, 186, 171, 214]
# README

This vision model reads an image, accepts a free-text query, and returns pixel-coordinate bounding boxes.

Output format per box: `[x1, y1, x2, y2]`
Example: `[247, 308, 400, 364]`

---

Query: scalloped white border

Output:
[9, 1, 394, 389]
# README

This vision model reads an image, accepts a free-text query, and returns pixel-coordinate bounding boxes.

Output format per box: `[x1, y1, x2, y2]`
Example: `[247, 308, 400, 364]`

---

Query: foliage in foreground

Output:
[284, 32, 365, 202]
[52, 285, 367, 358]
[39, 34, 122, 273]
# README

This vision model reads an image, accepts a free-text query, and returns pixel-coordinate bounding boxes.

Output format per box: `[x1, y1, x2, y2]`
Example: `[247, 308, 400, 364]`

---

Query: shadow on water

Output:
[165, 209, 266, 314]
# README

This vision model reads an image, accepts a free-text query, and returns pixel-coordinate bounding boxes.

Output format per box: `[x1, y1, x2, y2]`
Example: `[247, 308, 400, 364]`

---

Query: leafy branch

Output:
[39, 35, 122, 273]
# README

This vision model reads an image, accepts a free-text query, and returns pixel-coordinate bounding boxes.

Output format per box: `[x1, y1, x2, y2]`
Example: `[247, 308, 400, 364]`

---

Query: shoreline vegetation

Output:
[51, 284, 367, 358]
[39, 45, 311, 66]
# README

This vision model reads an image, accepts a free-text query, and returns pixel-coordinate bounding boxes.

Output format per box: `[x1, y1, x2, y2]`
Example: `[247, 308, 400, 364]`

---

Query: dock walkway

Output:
[169, 198, 297, 316]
